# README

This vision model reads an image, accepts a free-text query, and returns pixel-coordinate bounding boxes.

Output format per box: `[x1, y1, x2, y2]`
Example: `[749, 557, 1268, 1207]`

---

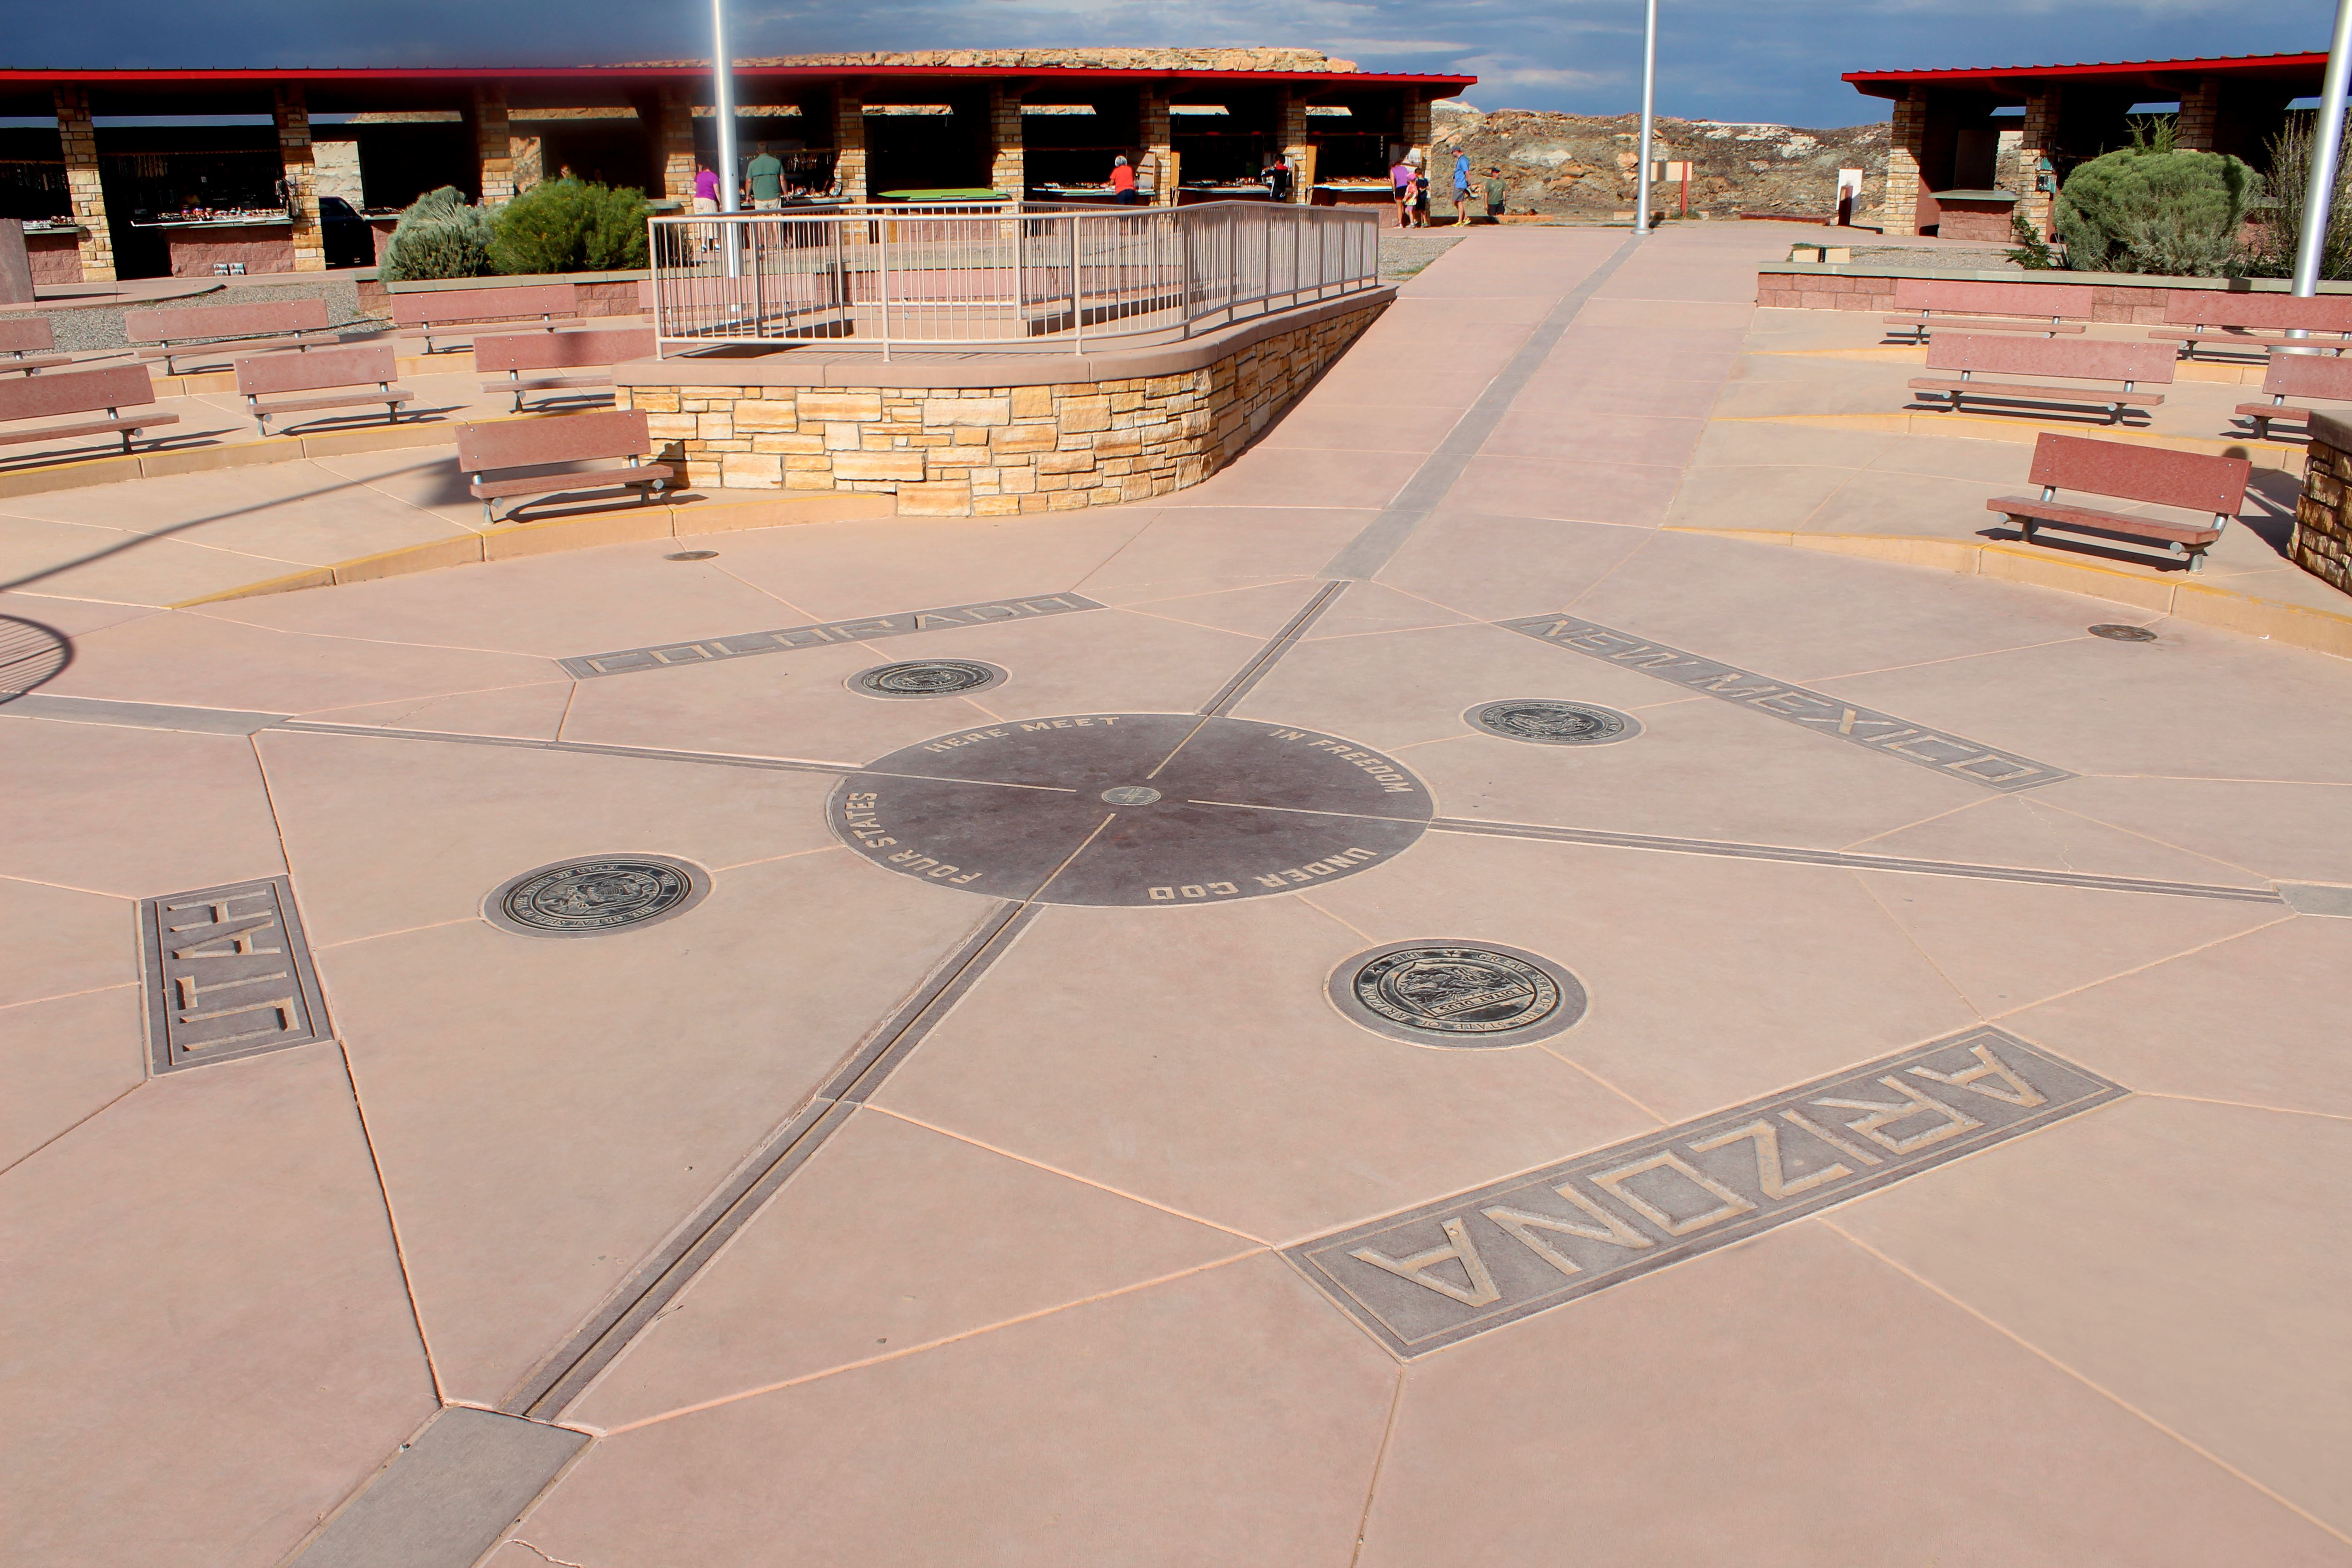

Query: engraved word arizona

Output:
[1285, 1027, 2124, 1355]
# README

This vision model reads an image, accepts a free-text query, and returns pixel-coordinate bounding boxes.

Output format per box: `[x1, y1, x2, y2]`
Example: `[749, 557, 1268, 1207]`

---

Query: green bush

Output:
[2054, 132, 2254, 277]
[488, 179, 649, 276]
[378, 186, 495, 281]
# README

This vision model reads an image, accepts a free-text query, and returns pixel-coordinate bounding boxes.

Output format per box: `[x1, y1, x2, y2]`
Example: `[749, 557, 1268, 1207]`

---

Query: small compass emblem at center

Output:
[1101, 786, 1163, 805]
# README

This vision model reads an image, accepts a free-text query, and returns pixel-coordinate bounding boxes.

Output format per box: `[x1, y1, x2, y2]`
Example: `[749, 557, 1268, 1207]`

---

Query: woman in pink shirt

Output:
[1391, 158, 1417, 228]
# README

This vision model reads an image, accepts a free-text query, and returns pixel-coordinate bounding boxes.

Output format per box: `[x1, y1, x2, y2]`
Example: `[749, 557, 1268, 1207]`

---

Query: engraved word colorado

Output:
[1286, 1027, 2122, 1356]
[1496, 615, 2073, 792]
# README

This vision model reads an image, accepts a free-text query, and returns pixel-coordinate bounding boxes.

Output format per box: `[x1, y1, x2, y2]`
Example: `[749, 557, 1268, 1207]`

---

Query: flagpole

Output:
[2293, 0, 2352, 298]
[1634, 0, 1659, 235]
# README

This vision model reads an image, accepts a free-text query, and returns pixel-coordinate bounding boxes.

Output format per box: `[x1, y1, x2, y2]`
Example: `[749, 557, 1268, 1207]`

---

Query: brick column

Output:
[833, 88, 867, 202]
[988, 86, 1024, 199]
[1885, 89, 1926, 238]
[1403, 94, 1432, 167]
[1139, 88, 1176, 205]
[2017, 86, 2062, 240]
[1278, 89, 1315, 203]
[655, 87, 697, 201]
[53, 86, 113, 283]
[472, 85, 515, 205]
[2176, 77, 2220, 151]
[274, 84, 325, 272]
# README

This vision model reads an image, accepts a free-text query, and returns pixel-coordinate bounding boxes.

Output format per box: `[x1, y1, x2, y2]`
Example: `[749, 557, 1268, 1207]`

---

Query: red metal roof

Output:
[1844, 50, 2325, 100]
[0, 64, 1475, 87]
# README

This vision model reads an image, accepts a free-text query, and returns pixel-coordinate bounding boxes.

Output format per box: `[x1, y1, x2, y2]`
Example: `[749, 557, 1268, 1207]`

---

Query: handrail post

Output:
[1069, 214, 1083, 354]
[877, 220, 891, 362]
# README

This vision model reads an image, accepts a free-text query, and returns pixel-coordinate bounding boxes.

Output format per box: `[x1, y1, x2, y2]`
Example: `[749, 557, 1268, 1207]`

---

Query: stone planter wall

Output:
[355, 270, 647, 320]
[617, 296, 1387, 518]
[2295, 412, 2352, 595]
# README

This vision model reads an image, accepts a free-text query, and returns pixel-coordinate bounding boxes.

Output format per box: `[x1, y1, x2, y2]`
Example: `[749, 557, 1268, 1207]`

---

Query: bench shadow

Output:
[1903, 398, 2155, 430]
[0, 426, 225, 476]
[0, 613, 72, 702]
[1972, 519, 2202, 572]
[496, 479, 699, 526]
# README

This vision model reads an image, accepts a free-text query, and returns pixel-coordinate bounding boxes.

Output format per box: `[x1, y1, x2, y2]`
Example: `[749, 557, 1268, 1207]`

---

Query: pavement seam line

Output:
[1320, 232, 1645, 581]
[2134, 1091, 2352, 1123]
[1346, 1371, 1411, 1568]
[1197, 578, 1352, 717]
[1846, 865, 1985, 1019]
[1816, 1217, 2352, 1548]
[586, 1249, 1270, 1437]
[334, 1037, 450, 1407]
[1983, 912, 2301, 1024]
[0, 1081, 146, 1181]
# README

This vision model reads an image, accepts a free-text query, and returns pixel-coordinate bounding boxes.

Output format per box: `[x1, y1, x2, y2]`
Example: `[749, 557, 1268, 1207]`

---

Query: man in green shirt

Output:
[745, 144, 785, 210]
[1482, 168, 1508, 222]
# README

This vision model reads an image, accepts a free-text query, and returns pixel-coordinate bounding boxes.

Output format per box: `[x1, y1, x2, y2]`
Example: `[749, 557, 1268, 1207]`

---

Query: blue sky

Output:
[13, 0, 2334, 127]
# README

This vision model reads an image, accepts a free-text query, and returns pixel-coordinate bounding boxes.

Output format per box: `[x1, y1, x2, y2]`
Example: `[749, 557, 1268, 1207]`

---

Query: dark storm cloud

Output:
[11, 0, 2330, 126]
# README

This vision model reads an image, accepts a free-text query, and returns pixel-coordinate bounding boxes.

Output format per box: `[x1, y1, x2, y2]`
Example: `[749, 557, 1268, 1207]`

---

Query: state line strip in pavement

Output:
[1199, 579, 1351, 716]
[1318, 232, 1644, 581]
[1494, 612, 2076, 793]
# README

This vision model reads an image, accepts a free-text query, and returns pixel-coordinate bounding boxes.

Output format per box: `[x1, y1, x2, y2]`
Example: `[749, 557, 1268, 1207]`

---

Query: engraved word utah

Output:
[1286, 1027, 2122, 1354]
[138, 877, 331, 1073]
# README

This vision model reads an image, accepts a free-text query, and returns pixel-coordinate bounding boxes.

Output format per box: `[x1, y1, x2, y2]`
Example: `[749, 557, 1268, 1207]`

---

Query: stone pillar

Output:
[1403, 94, 1432, 168]
[1886, 89, 1926, 238]
[2176, 77, 2220, 151]
[2016, 87, 2062, 240]
[472, 85, 515, 205]
[1278, 89, 1315, 203]
[655, 87, 697, 201]
[2295, 412, 2352, 593]
[1139, 88, 1176, 205]
[53, 86, 114, 283]
[988, 86, 1024, 199]
[274, 84, 325, 272]
[833, 87, 867, 202]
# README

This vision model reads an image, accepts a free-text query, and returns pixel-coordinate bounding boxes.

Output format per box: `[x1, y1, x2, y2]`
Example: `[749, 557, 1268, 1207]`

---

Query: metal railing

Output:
[646, 201, 1382, 358]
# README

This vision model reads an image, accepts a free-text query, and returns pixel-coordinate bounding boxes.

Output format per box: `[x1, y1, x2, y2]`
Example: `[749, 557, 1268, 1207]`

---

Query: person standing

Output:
[1452, 148, 1471, 225]
[1412, 166, 1431, 227]
[1390, 154, 1416, 228]
[1264, 155, 1293, 205]
[1483, 167, 1508, 222]
[744, 143, 784, 211]
[1109, 155, 1138, 205]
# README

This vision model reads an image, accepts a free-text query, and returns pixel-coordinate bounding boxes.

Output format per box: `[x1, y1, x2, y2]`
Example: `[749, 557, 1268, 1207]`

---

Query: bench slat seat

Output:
[0, 320, 76, 376]
[0, 353, 76, 375]
[1909, 334, 2175, 424]
[2151, 327, 2349, 353]
[235, 343, 416, 435]
[1909, 376, 2163, 408]
[477, 372, 615, 407]
[2230, 349, 2352, 438]
[0, 364, 181, 462]
[125, 299, 349, 374]
[472, 324, 652, 411]
[1880, 279, 2095, 343]
[2157, 290, 2352, 359]
[456, 407, 672, 522]
[1984, 431, 2248, 573]
[133, 330, 346, 367]
[1882, 314, 2086, 339]
[393, 283, 581, 353]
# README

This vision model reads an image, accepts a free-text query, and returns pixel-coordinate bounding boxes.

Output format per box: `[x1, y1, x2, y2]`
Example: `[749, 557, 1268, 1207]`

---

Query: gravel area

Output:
[33, 277, 377, 353]
[1379, 230, 1470, 283]
[1848, 245, 2019, 271]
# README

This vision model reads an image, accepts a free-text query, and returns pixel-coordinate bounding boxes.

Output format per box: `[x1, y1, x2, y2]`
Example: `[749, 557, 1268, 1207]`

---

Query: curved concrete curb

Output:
[170, 491, 897, 608]
[1663, 525, 2352, 660]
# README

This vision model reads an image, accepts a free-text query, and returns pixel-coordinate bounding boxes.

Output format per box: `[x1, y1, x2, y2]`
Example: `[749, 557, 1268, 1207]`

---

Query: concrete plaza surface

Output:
[4, 224, 2349, 1567]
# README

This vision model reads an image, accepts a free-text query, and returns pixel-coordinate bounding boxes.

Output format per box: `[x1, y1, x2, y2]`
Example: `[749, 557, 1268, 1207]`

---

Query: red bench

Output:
[235, 343, 416, 436]
[1910, 334, 2174, 424]
[1986, 432, 2247, 573]
[2234, 349, 2352, 440]
[0, 364, 180, 462]
[125, 298, 349, 375]
[2155, 291, 2352, 359]
[392, 282, 579, 353]
[475, 325, 654, 413]
[1882, 279, 2094, 343]
[455, 408, 675, 523]
[0, 318, 72, 376]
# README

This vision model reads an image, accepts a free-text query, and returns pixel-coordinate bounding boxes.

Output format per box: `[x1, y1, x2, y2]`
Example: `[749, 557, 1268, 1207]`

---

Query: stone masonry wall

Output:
[622, 300, 1385, 518]
[2295, 425, 2352, 595]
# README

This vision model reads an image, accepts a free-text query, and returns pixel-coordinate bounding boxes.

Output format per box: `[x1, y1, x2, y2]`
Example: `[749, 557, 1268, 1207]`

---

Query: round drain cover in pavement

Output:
[2087, 623, 2158, 642]
[829, 714, 1432, 907]
[1330, 941, 1588, 1047]
[486, 854, 710, 937]
[1467, 699, 1640, 746]
[665, 549, 720, 561]
[850, 659, 1008, 699]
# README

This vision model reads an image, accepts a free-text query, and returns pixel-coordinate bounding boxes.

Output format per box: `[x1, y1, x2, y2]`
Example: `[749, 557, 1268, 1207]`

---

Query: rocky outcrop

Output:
[1431, 101, 1889, 223]
[633, 48, 1360, 73]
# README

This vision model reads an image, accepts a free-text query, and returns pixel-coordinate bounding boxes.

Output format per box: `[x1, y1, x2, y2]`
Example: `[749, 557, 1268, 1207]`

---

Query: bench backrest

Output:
[0, 363, 156, 421]
[456, 408, 652, 472]
[474, 326, 656, 375]
[1925, 333, 2177, 385]
[390, 282, 578, 329]
[1893, 279, 2096, 319]
[2264, 349, 2352, 401]
[2164, 291, 2352, 333]
[0, 317, 55, 355]
[124, 297, 331, 345]
[2029, 432, 2249, 516]
[234, 342, 397, 396]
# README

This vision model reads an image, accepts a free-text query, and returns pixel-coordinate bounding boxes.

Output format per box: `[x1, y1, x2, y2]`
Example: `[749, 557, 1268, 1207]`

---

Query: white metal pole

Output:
[2293, 0, 2352, 298]
[712, 0, 742, 288]
[1634, 0, 1659, 235]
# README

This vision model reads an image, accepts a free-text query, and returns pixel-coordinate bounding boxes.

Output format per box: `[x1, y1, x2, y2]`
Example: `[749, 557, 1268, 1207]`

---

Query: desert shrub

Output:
[378, 186, 495, 281]
[2054, 131, 2254, 277]
[488, 179, 649, 276]
[2241, 112, 2352, 279]
[2005, 213, 2063, 270]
